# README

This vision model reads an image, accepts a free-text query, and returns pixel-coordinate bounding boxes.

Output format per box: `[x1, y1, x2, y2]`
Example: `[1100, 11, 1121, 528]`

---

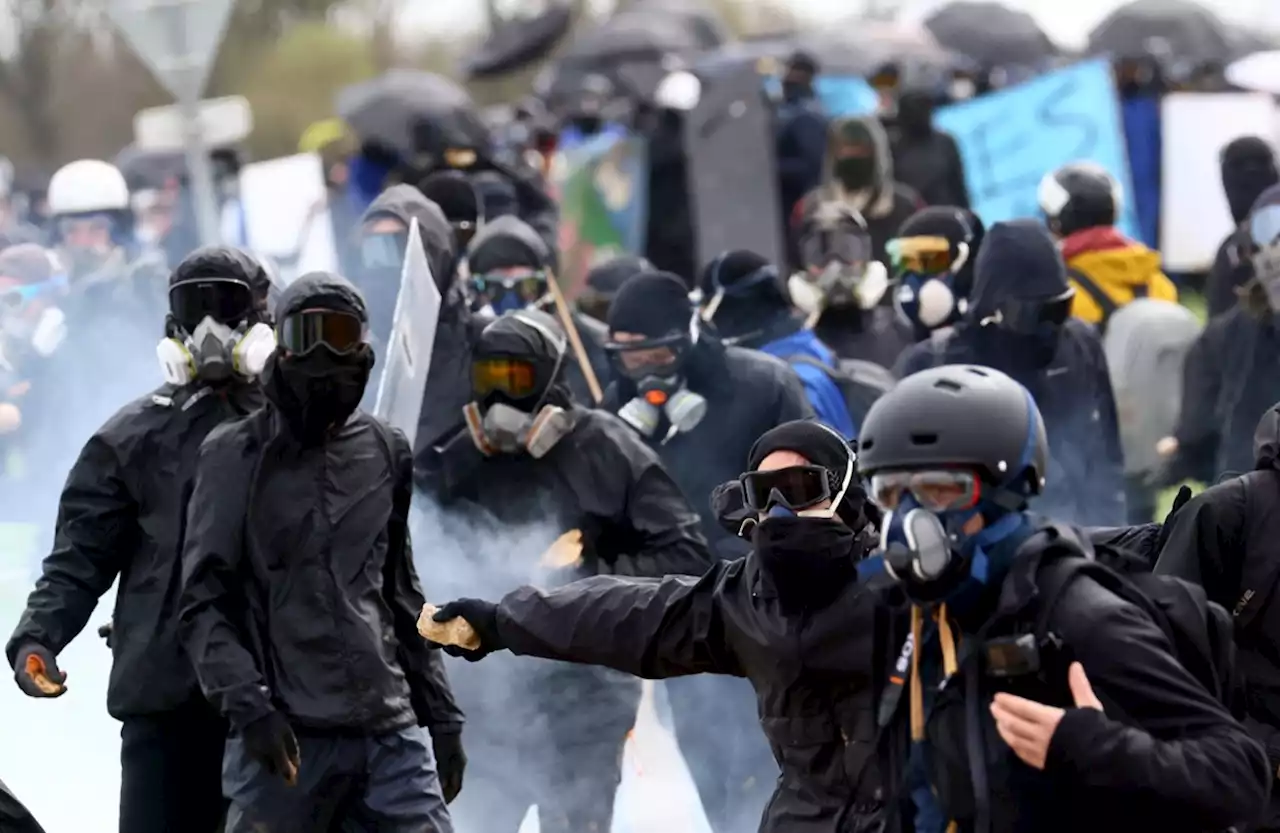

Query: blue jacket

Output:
[761, 329, 857, 439]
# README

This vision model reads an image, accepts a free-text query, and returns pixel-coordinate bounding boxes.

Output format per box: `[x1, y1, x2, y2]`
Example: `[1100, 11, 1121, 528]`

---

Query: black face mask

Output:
[781, 81, 810, 103]
[754, 515, 858, 611]
[834, 155, 877, 191]
[262, 346, 373, 445]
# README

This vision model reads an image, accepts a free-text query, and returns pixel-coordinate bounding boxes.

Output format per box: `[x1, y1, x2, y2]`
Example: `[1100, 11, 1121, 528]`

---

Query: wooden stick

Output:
[546, 269, 605, 404]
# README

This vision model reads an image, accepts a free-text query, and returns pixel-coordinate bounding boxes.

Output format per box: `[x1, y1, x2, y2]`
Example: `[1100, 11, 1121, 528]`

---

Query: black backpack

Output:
[1034, 550, 1239, 711]
[1067, 267, 1147, 334]
[784, 354, 895, 429]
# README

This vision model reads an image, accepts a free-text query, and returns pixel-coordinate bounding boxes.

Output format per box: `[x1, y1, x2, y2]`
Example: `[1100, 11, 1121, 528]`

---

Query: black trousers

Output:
[118, 699, 228, 833]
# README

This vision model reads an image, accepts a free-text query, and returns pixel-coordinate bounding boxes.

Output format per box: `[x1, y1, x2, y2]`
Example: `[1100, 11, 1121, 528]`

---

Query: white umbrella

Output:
[1226, 49, 1280, 94]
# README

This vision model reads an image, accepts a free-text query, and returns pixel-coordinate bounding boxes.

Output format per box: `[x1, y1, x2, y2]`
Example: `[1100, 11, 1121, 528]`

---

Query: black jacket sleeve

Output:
[178, 428, 274, 730]
[776, 111, 827, 198]
[593, 426, 713, 578]
[943, 133, 970, 209]
[5, 432, 133, 664]
[1173, 324, 1224, 482]
[1206, 230, 1250, 320]
[1045, 577, 1270, 831]
[382, 427, 465, 734]
[1153, 480, 1246, 600]
[1084, 333, 1127, 526]
[496, 569, 745, 678]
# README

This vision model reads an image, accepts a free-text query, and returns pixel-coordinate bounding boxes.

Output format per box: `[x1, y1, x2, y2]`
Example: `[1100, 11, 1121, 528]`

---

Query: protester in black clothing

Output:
[775, 51, 828, 221]
[859, 364, 1268, 833]
[1, 778, 46, 833]
[1156, 404, 1280, 831]
[790, 199, 910, 367]
[6, 246, 275, 833]
[794, 115, 922, 267]
[896, 220, 1126, 527]
[576, 254, 652, 324]
[888, 90, 970, 209]
[1160, 183, 1280, 485]
[418, 169, 483, 251]
[417, 308, 711, 833]
[640, 98, 698, 284]
[1206, 137, 1279, 319]
[179, 271, 463, 833]
[357, 184, 486, 456]
[426, 419, 888, 833]
[889, 205, 985, 344]
[602, 270, 813, 831]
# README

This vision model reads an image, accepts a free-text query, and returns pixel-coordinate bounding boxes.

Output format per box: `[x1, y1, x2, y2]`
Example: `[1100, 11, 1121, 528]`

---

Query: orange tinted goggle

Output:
[888, 236, 954, 276]
[472, 357, 537, 398]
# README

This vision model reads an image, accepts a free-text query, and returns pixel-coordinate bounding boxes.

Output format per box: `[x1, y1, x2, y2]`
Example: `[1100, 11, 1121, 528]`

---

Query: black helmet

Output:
[1037, 162, 1122, 237]
[857, 364, 1048, 496]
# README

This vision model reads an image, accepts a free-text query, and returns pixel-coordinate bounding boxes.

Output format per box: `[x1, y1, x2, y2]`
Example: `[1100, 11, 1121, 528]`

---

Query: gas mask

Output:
[471, 269, 549, 316]
[617, 373, 708, 437]
[156, 317, 275, 386]
[789, 261, 889, 320]
[889, 235, 971, 331]
[462, 312, 574, 459]
[977, 287, 1074, 368]
[1250, 205, 1280, 312]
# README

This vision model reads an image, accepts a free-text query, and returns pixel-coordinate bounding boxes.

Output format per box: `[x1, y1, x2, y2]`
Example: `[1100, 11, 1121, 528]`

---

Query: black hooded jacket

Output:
[0, 778, 45, 833]
[5, 247, 270, 718]
[360, 185, 489, 456]
[888, 92, 970, 209]
[178, 271, 463, 736]
[1207, 138, 1279, 318]
[419, 312, 711, 581]
[643, 109, 698, 283]
[1157, 405, 1280, 829]
[896, 221, 1126, 526]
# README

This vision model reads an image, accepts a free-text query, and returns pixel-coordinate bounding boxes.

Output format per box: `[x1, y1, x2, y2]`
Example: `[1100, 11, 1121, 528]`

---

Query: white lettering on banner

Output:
[933, 59, 1141, 241]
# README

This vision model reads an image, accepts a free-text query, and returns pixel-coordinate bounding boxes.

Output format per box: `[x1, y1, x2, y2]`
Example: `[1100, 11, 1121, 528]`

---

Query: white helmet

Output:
[48, 159, 130, 216]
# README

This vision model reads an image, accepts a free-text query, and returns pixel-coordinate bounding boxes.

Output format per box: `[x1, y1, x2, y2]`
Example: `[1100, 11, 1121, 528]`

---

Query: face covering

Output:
[62, 245, 115, 281]
[834, 155, 877, 192]
[895, 274, 963, 331]
[157, 316, 275, 386]
[1253, 245, 1280, 312]
[897, 97, 934, 138]
[572, 116, 603, 135]
[790, 261, 889, 318]
[781, 81, 810, 103]
[754, 514, 858, 611]
[617, 373, 707, 437]
[261, 346, 371, 444]
[463, 399, 573, 459]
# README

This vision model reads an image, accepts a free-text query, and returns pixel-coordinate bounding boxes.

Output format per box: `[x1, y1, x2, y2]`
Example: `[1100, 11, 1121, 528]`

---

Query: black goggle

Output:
[278, 309, 366, 356]
[740, 465, 833, 512]
[169, 278, 254, 334]
[470, 272, 547, 299]
[992, 288, 1074, 335]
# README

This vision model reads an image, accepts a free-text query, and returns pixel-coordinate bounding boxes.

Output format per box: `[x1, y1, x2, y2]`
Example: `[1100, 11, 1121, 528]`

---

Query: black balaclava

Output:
[896, 90, 936, 140]
[832, 119, 882, 193]
[261, 271, 375, 446]
[607, 270, 695, 339]
[1222, 136, 1280, 226]
[580, 255, 653, 322]
[745, 419, 873, 611]
[699, 249, 794, 347]
[418, 170, 481, 249]
[781, 51, 819, 103]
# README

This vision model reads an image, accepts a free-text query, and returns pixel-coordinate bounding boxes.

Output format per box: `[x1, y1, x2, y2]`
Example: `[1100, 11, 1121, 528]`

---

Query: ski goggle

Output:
[740, 465, 833, 512]
[887, 236, 954, 276]
[869, 469, 980, 512]
[604, 330, 688, 378]
[471, 356, 538, 399]
[278, 308, 366, 356]
[470, 270, 547, 301]
[799, 230, 871, 271]
[169, 278, 254, 333]
[990, 288, 1074, 335]
[360, 232, 407, 269]
[0, 275, 68, 309]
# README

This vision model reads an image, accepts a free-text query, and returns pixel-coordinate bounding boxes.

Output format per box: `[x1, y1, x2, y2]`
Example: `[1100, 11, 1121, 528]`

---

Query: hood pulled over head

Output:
[1222, 136, 1279, 226]
[467, 215, 552, 276]
[361, 184, 457, 293]
[170, 245, 275, 319]
[472, 308, 569, 411]
[969, 219, 1068, 317]
[825, 116, 893, 201]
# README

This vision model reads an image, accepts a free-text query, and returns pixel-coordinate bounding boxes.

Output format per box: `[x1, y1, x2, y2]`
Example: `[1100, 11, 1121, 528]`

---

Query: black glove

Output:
[241, 710, 301, 784]
[1154, 484, 1195, 555]
[12, 642, 66, 698]
[710, 479, 755, 538]
[97, 621, 114, 649]
[432, 599, 504, 661]
[431, 729, 467, 803]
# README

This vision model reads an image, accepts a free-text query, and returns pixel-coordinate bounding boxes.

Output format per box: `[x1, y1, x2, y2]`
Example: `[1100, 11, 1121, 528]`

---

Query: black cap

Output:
[607, 270, 693, 337]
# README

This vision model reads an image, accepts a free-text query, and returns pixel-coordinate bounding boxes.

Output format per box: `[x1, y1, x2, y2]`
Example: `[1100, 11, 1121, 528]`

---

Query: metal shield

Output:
[372, 218, 442, 450]
[1103, 298, 1202, 475]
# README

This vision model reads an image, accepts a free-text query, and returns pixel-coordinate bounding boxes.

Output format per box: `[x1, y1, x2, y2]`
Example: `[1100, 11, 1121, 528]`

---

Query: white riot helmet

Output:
[48, 160, 130, 216]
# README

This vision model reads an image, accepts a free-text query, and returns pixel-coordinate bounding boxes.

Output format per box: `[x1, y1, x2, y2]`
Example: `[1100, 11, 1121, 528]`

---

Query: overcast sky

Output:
[402, 0, 1280, 49]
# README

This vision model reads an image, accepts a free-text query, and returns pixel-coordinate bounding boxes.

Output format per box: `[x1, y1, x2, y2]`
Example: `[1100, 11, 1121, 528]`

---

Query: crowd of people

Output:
[4, 39, 1280, 833]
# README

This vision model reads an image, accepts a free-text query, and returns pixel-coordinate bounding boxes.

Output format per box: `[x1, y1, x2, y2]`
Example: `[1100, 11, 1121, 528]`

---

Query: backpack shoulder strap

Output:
[1067, 267, 1119, 328]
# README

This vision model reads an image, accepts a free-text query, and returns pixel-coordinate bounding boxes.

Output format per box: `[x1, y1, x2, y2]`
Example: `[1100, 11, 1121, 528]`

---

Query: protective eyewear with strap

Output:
[278, 308, 366, 356]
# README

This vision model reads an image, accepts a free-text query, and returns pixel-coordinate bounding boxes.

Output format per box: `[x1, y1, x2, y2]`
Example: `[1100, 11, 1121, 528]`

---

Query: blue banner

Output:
[933, 59, 1140, 240]
[764, 75, 878, 117]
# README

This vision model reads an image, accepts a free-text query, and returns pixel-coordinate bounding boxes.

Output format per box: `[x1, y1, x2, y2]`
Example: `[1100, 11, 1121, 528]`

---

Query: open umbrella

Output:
[1087, 0, 1232, 64]
[1226, 50, 1280, 94]
[464, 1, 574, 79]
[801, 21, 972, 84]
[925, 1, 1057, 67]
[337, 70, 489, 156]
[627, 0, 728, 48]
[113, 144, 187, 191]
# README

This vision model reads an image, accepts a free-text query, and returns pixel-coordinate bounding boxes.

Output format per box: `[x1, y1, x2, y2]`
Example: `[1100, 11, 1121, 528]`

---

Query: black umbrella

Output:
[464, 1, 574, 79]
[559, 11, 704, 70]
[1087, 0, 1233, 64]
[113, 144, 187, 191]
[627, 0, 729, 48]
[801, 21, 974, 84]
[336, 70, 489, 156]
[925, 2, 1057, 67]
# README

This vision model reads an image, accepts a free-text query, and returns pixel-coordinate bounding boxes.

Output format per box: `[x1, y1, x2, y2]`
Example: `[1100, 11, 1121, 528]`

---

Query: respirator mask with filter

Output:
[789, 221, 887, 322]
[605, 317, 708, 438]
[156, 277, 274, 385]
[890, 233, 971, 331]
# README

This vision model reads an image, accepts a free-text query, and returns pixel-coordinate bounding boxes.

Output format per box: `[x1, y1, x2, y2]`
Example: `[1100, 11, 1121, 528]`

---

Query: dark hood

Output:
[170, 245, 277, 322]
[1222, 136, 1280, 226]
[1253, 404, 1280, 470]
[969, 219, 1068, 317]
[277, 270, 368, 323]
[467, 214, 553, 274]
[361, 184, 457, 291]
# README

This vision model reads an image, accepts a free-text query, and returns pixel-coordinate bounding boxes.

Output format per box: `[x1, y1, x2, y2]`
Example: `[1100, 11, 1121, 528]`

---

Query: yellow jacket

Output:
[1062, 227, 1177, 325]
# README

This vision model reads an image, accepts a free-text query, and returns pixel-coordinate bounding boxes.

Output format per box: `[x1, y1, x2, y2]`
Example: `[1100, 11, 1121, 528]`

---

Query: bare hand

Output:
[990, 662, 1103, 770]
